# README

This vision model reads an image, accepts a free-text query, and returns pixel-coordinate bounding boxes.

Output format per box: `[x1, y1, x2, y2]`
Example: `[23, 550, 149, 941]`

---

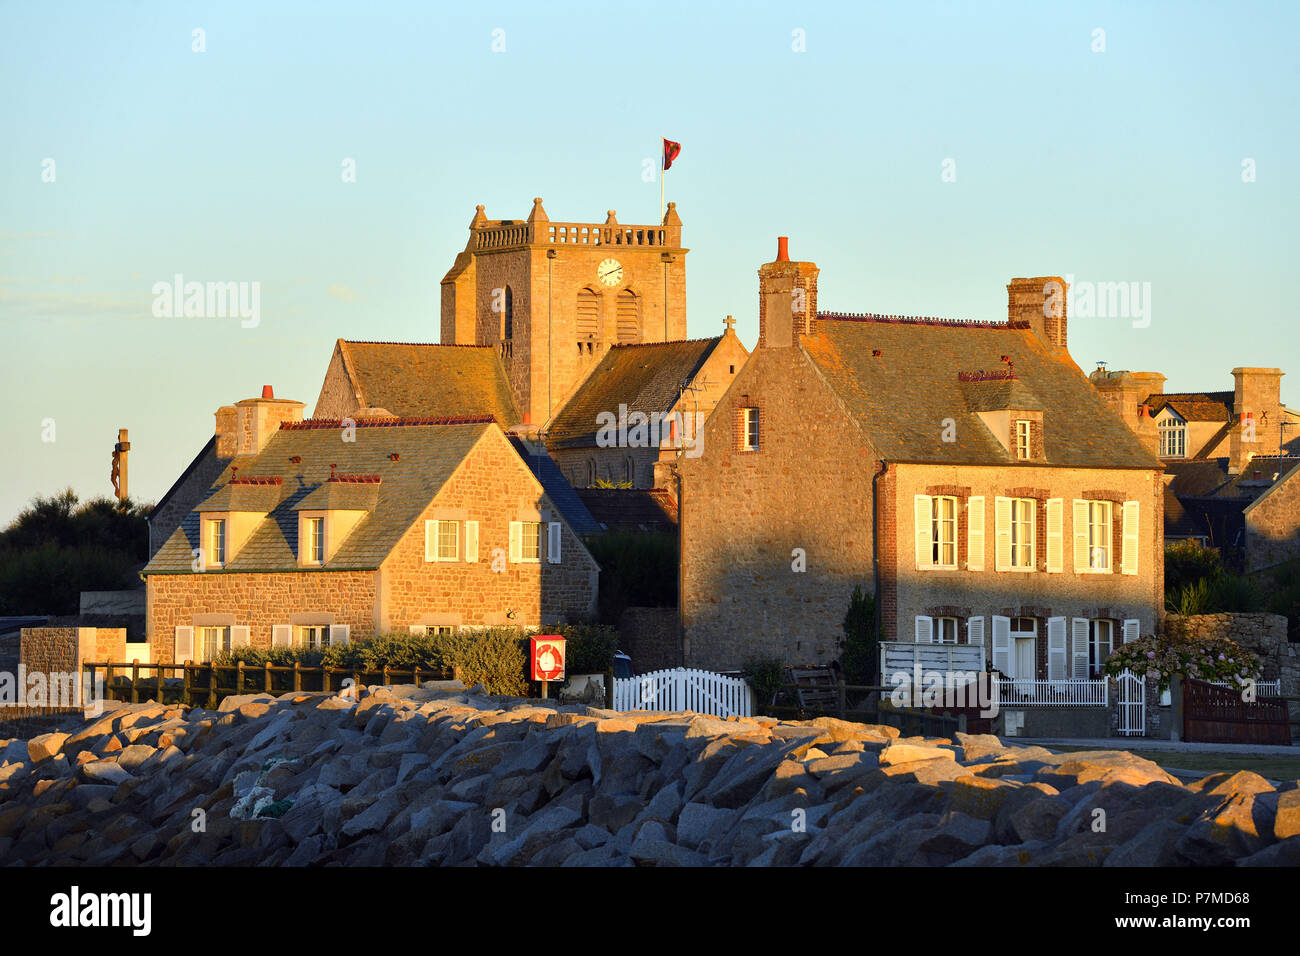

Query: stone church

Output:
[151, 199, 744, 565]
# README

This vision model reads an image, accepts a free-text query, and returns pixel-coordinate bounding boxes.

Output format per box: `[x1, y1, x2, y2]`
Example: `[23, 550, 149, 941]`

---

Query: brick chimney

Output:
[758, 237, 819, 348]
[1229, 367, 1283, 473]
[1008, 276, 1068, 354]
[215, 386, 305, 458]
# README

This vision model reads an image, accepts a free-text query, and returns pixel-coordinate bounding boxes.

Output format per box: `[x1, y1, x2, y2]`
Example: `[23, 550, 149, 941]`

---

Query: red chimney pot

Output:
[776, 237, 790, 262]
[262, 385, 274, 399]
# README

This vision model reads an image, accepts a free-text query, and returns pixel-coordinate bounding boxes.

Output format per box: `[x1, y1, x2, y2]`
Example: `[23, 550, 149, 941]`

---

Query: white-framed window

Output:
[522, 521, 541, 561]
[436, 520, 459, 562]
[1158, 414, 1186, 458]
[1015, 420, 1032, 459]
[297, 625, 328, 650]
[510, 521, 543, 563]
[199, 625, 231, 662]
[1089, 619, 1114, 677]
[1010, 498, 1035, 569]
[1086, 500, 1112, 571]
[425, 625, 456, 637]
[935, 616, 958, 644]
[207, 519, 226, 567]
[931, 496, 957, 568]
[742, 407, 759, 451]
[305, 516, 325, 565]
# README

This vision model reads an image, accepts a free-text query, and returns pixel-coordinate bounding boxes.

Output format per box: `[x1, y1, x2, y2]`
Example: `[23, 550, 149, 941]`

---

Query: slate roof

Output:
[144, 419, 497, 574]
[1163, 459, 1234, 498]
[507, 437, 601, 537]
[576, 489, 679, 532]
[1144, 391, 1234, 422]
[196, 480, 287, 513]
[336, 340, 520, 424]
[547, 338, 722, 449]
[803, 315, 1161, 469]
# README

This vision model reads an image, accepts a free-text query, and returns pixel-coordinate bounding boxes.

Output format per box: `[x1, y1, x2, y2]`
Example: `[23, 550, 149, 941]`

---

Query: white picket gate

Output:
[1116, 669, 1146, 736]
[612, 667, 754, 718]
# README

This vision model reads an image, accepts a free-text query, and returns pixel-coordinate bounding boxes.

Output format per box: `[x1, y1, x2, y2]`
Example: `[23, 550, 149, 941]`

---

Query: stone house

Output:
[1092, 365, 1300, 564]
[142, 406, 599, 664]
[680, 242, 1165, 699]
[544, 329, 748, 490]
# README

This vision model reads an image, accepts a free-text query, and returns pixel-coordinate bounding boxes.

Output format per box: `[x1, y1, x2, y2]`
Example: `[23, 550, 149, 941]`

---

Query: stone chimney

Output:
[215, 385, 305, 458]
[1008, 277, 1068, 354]
[1088, 368, 1164, 456]
[1229, 367, 1284, 473]
[758, 237, 819, 348]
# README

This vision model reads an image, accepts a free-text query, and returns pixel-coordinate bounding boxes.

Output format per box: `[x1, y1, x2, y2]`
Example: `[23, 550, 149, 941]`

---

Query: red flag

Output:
[662, 138, 681, 171]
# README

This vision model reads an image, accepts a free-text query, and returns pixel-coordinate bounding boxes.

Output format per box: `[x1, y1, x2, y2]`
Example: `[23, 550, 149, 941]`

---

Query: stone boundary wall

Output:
[3, 627, 126, 722]
[617, 607, 680, 674]
[1165, 612, 1299, 727]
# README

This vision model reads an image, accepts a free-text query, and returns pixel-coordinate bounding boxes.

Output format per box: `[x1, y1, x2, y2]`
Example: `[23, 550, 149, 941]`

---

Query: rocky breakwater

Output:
[1, 685, 1298, 866]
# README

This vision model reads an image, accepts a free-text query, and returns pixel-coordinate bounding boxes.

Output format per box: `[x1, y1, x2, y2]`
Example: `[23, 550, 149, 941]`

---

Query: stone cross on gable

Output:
[723, 315, 736, 331]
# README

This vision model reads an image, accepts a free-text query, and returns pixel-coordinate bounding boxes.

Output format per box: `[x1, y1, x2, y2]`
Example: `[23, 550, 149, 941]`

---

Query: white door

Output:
[1014, 639, 1035, 693]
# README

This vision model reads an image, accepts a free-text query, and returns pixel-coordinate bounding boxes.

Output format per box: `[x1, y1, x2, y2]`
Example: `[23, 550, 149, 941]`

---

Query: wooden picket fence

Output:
[83, 660, 453, 710]
[612, 667, 754, 718]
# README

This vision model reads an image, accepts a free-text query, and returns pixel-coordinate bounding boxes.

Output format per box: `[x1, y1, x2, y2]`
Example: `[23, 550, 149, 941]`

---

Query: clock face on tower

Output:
[597, 258, 624, 287]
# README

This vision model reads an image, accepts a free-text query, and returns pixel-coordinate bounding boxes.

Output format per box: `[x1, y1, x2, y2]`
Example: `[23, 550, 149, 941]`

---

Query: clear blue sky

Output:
[2, 1, 1296, 525]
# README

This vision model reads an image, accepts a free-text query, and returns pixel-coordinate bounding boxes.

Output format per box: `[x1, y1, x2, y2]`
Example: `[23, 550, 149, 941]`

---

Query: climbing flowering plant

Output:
[1102, 629, 1262, 692]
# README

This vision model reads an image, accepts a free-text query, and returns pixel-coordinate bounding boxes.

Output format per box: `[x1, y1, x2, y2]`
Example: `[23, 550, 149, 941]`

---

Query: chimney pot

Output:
[776, 237, 790, 262]
[262, 385, 274, 399]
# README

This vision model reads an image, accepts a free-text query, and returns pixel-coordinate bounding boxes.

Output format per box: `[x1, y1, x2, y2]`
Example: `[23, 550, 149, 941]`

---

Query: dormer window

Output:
[1015, 420, 1032, 459]
[1158, 412, 1186, 458]
[206, 518, 226, 567]
[304, 517, 325, 565]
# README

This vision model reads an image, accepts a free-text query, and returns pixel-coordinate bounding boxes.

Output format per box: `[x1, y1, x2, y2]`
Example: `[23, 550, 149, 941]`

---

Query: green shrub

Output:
[551, 623, 619, 674]
[741, 656, 785, 708]
[1164, 539, 1224, 595]
[841, 585, 878, 685]
[1105, 624, 1262, 692]
[441, 628, 529, 697]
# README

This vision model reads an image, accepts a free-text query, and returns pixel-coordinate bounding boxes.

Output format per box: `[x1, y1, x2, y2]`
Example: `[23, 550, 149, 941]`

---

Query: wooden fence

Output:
[1182, 677, 1292, 745]
[84, 660, 453, 710]
[764, 681, 986, 736]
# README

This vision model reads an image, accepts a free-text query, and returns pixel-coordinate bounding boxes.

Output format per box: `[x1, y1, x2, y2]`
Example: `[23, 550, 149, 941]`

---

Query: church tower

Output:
[440, 198, 688, 427]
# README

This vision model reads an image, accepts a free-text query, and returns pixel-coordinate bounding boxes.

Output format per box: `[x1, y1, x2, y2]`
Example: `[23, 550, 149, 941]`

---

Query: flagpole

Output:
[659, 135, 665, 224]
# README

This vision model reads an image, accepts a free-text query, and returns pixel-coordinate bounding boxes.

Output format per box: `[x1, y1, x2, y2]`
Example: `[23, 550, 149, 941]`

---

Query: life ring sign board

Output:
[530, 635, 566, 683]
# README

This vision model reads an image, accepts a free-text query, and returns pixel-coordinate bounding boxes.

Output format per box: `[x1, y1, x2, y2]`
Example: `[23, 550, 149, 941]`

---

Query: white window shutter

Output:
[174, 626, 194, 663]
[991, 615, 1011, 676]
[1121, 501, 1139, 575]
[994, 497, 1012, 571]
[1072, 500, 1090, 572]
[329, 624, 350, 646]
[966, 616, 985, 647]
[424, 520, 436, 562]
[914, 615, 934, 644]
[230, 626, 251, 650]
[508, 522, 523, 562]
[1045, 498, 1063, 573]
[272, 625, 292, 648]
[1122, 619, 1140, 644]
[1070, 618, 1090, 679]
[464, 521, 479, 563]
[913, 495, 933, 569]
[1047, 617, 1067, 681]
[408, 625, 425, 636]
[548, 522, 562, 564]
[966, 496, 984, 571]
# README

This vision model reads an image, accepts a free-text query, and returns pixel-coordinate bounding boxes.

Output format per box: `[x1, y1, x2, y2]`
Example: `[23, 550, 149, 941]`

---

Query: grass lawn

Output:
[1052, 745, 1300, 782]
